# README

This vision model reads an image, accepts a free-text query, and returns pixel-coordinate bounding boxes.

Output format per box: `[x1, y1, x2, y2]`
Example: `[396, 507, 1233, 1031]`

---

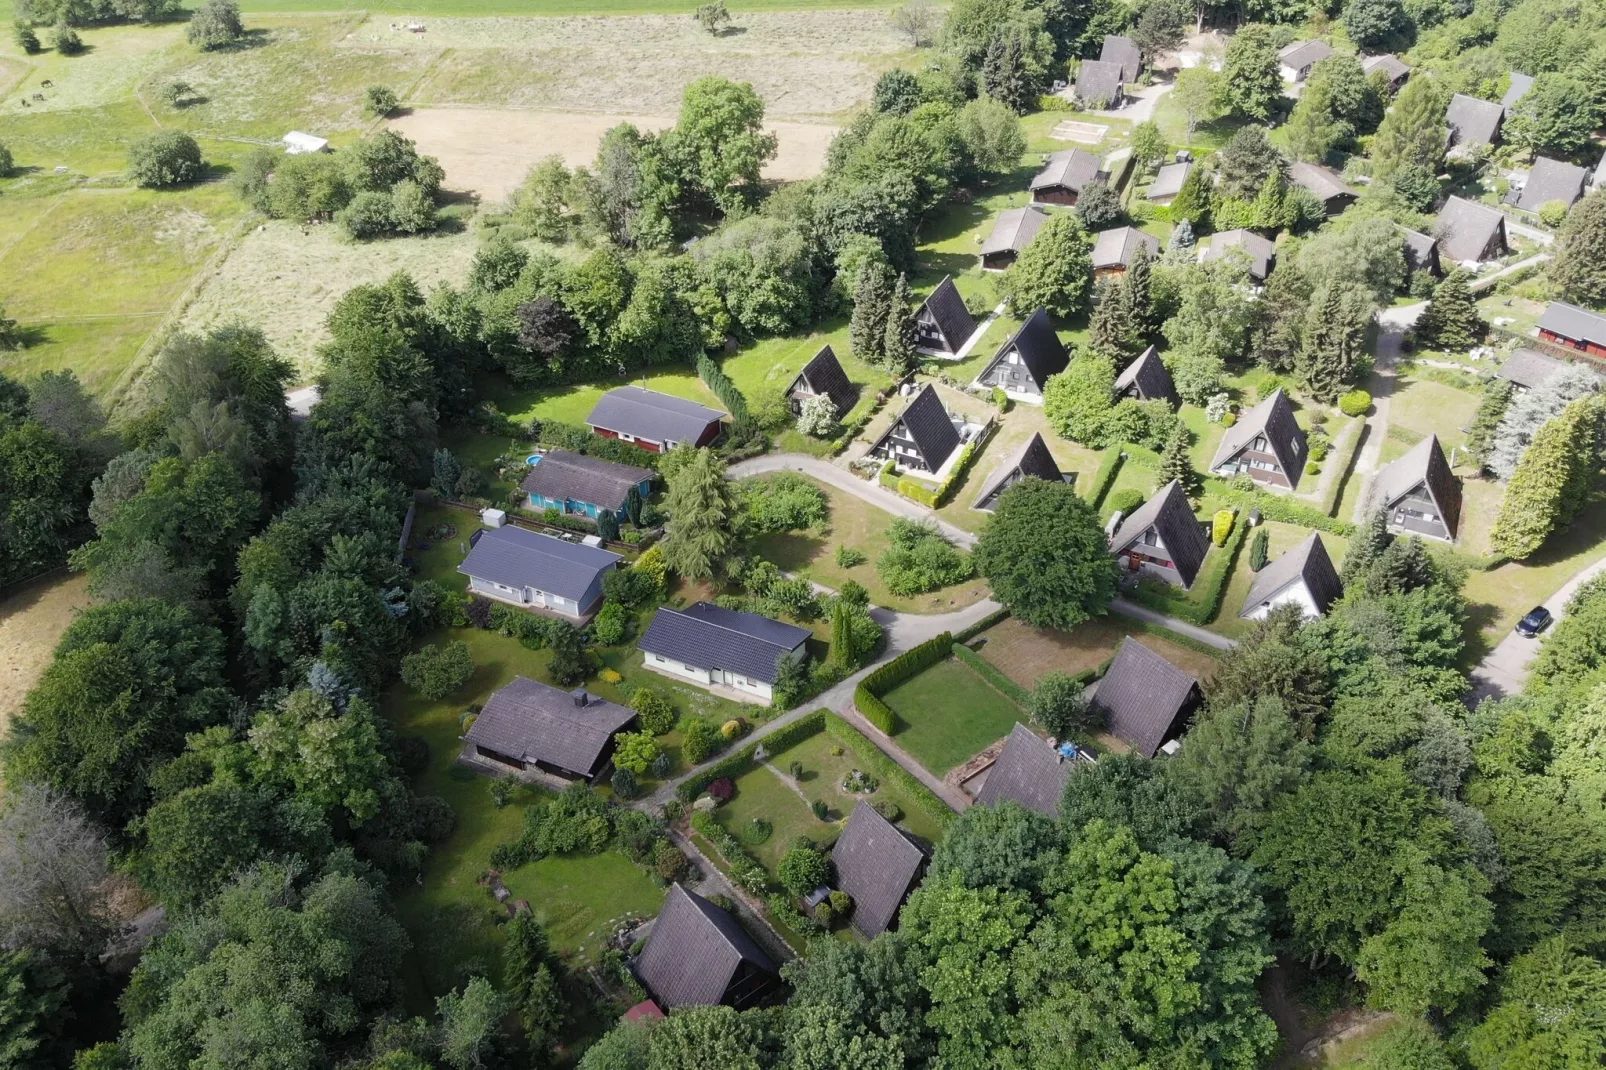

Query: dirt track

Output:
[0, 573, 88, 731]
[388, 108, 837, 202]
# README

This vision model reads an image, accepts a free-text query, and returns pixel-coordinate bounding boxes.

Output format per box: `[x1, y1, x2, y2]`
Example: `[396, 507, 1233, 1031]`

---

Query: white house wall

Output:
[641, 651, 776, 702]
[1242, 580, 1321, 621]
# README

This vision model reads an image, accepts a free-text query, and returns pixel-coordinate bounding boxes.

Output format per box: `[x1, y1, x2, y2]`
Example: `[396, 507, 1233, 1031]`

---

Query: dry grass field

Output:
[389, 109, 836, 201]
[0, 573, 88, 731]
[978, 616, 1221, 690]
[372, 11, 910, 120]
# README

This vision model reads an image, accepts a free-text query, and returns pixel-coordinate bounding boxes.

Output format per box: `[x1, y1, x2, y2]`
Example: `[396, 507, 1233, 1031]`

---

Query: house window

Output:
[618, 432, 636, 443]
[1289, 438, 1300, 456]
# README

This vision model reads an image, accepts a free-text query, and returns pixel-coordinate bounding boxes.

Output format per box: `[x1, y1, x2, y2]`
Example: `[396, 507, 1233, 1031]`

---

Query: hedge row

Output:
[1084, 447, 1127, 507]
[855, 631, 955, 734]
[824, 713, 955, 829]
[696, 353, 748, 420]
[954, 606, 1010, 643]
[952, 643, 1030, 706]
[1125, 516, 1249, 625]
[1205, 478, 1357, 536]
[675, 711, 827, 802]
[858, 689, 896, 734]
[896, 474, 941, 508]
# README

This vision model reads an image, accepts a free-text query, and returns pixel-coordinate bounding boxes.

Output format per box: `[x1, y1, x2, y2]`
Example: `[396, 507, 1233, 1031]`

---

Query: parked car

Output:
[1516, 606, 1552, 638]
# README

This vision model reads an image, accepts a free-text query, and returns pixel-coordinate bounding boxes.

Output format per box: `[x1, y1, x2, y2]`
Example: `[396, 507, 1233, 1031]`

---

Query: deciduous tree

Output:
[973, 478, 1119, 629]
[999, 211, 1093, 317]
[1551, 190, 1606, 308]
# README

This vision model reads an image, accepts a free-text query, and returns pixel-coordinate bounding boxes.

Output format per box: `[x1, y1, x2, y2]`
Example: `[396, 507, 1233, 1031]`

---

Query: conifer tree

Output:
[1492, 395, 1605, 558]
[1126, 244, 1155, 337]
[1250, 173, 1292, 230]
[850, 262, 892, 364]
[1169, 164, 1211, 226]
[1341, 509, 1392, 586]
[1414, 269, 1484, 352]
[661, 447, 735, 579]
[882, 272, 919, 373]
[1466, 379, 1513, 471]
[829, 599, 852, 668]
[1250, 260, 1312, 374]
[1550, 190, 1606, 308]
[1371, 76, 1447, 178]
[1089, 277, 1138, 361]
[1156, 423, 1198, 497]
[1298, 282, 1371, 401]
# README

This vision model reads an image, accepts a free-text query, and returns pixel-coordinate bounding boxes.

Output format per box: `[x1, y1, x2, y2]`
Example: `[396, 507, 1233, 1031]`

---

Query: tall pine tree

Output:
[883, 272, 919, 374]
[1169, 165, 1211, 226]
[850, 262, 892, 364]
[1466, 379, 1513, 472]
[1156, 423, 1198, 497]
[1251, 260, 1312, 374]
[1126, 244, 1155, 338]
[1492, 395, 1605, 558]
[1298, 282, 1371, 402]
[1089, 277, 1139, 362]
[1371, 77, 1447, 178]
[1551, 190, 1606, 308]
[661, 447, 735, 579]
[1415, 269, 1484, 352]
[1341, 509, 1392, 585]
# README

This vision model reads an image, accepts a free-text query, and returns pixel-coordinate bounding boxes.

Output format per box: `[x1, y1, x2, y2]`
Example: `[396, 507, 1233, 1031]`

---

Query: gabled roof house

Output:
[867, 383, 962, 474]
[1092, 226, 1160, 277]
[972, 431, 1064, 511]
[1288, 161, 1358, 215]
[1147, 160, 1192, 205]
[463, 677, 638, 781]
[1031, 148, 1106, 205]
[981, 206, 1050, 270]
[1075, 60, 1127, 109]
[1369, 434, 1462, 542]
[1279, 39, 1334, 81]
[459, 525, 622, 620]
[1109, 479, 1210, 589]
[640, 602, 810, 704]
[1240, 531, 1343, 620]
[586, 386, 725, 452]
[974, 307, 1069, 402]
[636, 884, 778, 1009]
[831, 802, 926, 937]
[1092, 639, 1202, 758]
[1361, 53, 1411, 90]
[1538, 301, 1606, 358]
[1446, 93, 1504, 148]
[1101, 35, 1143, 83]
[1502, 72, 1535, 109]
[1511, 156, 1588, 214]
[1399, 226, 1441, 276]
[1497, 347, 1570, 393]
[1113, 345, 1180, 408]
[915, 275, 978, 356]
[786, 345, 856, 418]
[1435, 196, 1509, 264]
[521, 450, 653, 522]
[1210, 388, 1308, 490]
[1201, 228, 1277, 282]
[974, 722, 1074, 816]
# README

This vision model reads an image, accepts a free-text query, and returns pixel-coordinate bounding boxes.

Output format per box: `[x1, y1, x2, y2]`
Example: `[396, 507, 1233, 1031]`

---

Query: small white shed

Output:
[283, 131, 329, 155]
[481, 508, 507, 529]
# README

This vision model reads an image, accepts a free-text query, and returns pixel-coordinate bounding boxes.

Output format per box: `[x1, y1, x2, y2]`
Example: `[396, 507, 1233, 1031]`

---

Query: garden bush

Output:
[835, 544, 866, 568]
[1249, 527, 1269, 571]
[591, 601, 629, 645]
[811, 799, 829, 820]
[681, 717, 722, 764]
[648, 752, 671, 778]
[612, 731, 658, 774]
[1305, 460, 1320, 475]
[876, 519, 972, 596]
[611, 767, 639, 799]
[52, 24, 82, 55]
[788, 760, 804, 780]
[127, 131, 205, 188]
[870, 799, 902, 822]
[400, 640, 474, 700]
[1221, 412, 1237, 427]
[630, 688, 677, 736]
[841, 769, 879, 793]
[779, 843, 829, 896]
[707, 777, 735, 802]
[1107, 488, 1145, 516]
[1338, 389, 1372, 417]
[736, 472, 827, 533]
[364, 84, 399, 117]
[187, 0, 243, 49]
[1083, 447, 1126, 507]
[1212, 509, 1236, 547]
[740, 818, 773, 845]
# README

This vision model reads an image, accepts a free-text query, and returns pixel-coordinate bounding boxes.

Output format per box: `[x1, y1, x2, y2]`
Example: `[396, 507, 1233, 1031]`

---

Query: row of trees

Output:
[233, 130, 445, 240]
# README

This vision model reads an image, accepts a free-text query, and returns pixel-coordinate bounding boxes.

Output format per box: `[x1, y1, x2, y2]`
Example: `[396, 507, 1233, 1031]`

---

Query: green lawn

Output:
[745, 474, 993, 613]
[882, 656, 1028, 776]
[931, 404, 1101, 533]
[482, 367, 719, 428]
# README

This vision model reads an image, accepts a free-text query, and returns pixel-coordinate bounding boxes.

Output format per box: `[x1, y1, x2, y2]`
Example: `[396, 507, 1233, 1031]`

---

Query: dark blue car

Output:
[1516, 606, 1552, 638]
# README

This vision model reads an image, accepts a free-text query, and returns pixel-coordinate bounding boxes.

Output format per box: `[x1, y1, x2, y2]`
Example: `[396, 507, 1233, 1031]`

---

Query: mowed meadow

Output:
[0, 3, 908, 403]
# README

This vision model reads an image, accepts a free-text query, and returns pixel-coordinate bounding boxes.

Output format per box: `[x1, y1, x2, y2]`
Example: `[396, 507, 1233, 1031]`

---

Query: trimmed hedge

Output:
[954, 606, 1010, 643]
[1114, 614, 1222, 658]
[855, 631, 953, 735]
[1205, 479, 1357, 536]
[858, 690, 896, 734]
[1125, 516, 1249, 625]
[1317, 420, 1366, 518]
[897, 474, 941, 507]
[696, 353, 748, 420]
[675, 711, 827, 803]
[1084, 447, 1126, 507]
[824, 713, 954, 829]
[952, 643, 1029, 706]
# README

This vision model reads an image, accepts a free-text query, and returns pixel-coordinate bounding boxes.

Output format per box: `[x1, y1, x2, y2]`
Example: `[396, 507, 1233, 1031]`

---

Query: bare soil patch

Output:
[179, 220, 482, 378]
[978, 616, 1220, 691]
[389, 107, 836, 201]
[356, 10, 907, 119]
[0, 573, 88, 732]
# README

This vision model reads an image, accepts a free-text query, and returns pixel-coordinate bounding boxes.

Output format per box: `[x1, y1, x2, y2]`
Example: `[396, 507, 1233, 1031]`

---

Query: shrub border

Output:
[1204, 479, 1358, 536]
[824, 713, 955, 828]
[854, 631, 953, 733]
[675, 711, 826, 803]
[1124, 515, 1249, 625]
[1084, 447, 1127, 508]
[951, 643, 1030, 706]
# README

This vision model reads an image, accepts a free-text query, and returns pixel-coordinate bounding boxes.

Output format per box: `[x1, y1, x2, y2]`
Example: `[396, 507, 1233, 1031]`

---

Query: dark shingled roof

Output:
[1240, 531, 1343, 619]
[981, 206, 1051, 257]
[465, 677, 637, 777]
[636, 884, 776, 1008]
[1502, 72, 1534, 109]
[1288, 161, 1358, 205]
[457, 525, 621, 601]
[1108, 479, 1210, 589]
[520, 450, 652, 513]
[1113, 345, 1179, 407]
[1435, 196, 1508, 263]
[1398, 226, 1439, 273]
[975, 722, 1074, 816]
[640, 602, 809, 685]
[918, 276, 978, 353]
[831, 803, 925, 937]
[1446, 93, 1504, 147]
[1371, 434, 1463, 540]
[1211, 387, 1308, 487]
[972, 431, 1063, 510]
[1361, 53, 1411, 84]
[1202, 228, 1277, 281]
[1148, 160, 1192, 200]
[791, 345, 856, 417]
[1092, 638, 1200, 758]
[1075, 60, 1126, 108]
[1100, 34, 1143, 83]
[1278, 39, 1334, 72]
[1498, 347, 1569, 390]
[1092, 225, 1161, 271]
[1031, 148, 1105, 195]
[1539, 301, 1606, 348]
[871, 383, 962, 472]
[1515, 157, 1588, 213]
[586, 386, 726, 445]
[978, 307, 1069, 392]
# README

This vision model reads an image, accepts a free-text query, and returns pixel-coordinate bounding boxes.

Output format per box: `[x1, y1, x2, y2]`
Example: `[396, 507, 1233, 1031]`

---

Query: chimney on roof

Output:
[570, 689, 589, 707]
